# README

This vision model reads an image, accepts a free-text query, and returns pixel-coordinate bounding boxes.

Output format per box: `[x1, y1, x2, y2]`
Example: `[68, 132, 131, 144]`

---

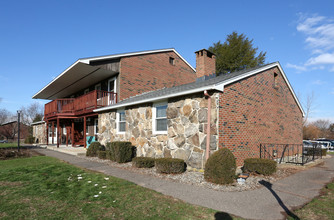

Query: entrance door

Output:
[108, 77, 117, 105]
[48, 124, 57, 144]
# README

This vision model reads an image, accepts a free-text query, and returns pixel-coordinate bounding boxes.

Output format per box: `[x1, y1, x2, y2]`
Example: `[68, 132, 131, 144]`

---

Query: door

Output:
[108, 77, 117, 105]
[48, 124, 57, 144]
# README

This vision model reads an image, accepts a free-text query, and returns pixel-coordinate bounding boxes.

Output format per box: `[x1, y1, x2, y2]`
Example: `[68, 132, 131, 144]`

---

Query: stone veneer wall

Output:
[32, 123, 47, 144]
[98, 93, 219, 169]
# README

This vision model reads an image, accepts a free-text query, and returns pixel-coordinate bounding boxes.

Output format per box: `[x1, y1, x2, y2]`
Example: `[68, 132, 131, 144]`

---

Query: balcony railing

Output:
[45, 90, 117, 119]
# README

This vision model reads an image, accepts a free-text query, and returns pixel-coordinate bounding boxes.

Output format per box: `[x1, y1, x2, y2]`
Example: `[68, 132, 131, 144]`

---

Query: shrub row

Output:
[243, 158, 277, 175]
[304, 148, 327, 156]
[106, 141, 134, 163]
[86, 142, 104, 157]
[132, 157, 155, 168]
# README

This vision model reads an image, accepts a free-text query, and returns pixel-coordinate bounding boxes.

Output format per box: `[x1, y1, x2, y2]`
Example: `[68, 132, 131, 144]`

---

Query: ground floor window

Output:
[117, 110, 126, 133]
[153, 102, 167, 134]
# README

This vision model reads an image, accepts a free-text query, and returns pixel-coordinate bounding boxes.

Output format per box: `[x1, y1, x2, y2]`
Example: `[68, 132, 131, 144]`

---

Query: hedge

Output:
[243, 158, 277, 175]
[155, 158, 185, 174]
[132, 157, 155, 168]
[106, 141, 134, 163]
[86, 142, 104, 157]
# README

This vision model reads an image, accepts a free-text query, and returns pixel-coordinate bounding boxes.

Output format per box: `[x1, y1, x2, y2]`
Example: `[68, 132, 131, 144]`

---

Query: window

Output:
[94, 118, 99, 134]
[84, 89, 89, 94]
[95, 83, 101, 91]
[153, 102, 167, 134]
[274, 73, 278, 88]
[117, 110, 126, 133]
[169, 57, 175, 65]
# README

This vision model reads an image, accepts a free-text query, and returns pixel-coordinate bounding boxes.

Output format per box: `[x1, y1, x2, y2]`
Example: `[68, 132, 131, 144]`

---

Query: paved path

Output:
[34, 148, 334, 220]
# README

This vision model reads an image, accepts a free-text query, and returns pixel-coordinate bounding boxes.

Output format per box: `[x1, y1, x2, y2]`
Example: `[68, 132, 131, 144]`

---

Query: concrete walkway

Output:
[34, 148, 334, 220]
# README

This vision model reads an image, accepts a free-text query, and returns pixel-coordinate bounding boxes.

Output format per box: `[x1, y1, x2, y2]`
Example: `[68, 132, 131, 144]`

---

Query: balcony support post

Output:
[72, 120, 74, 147]
[84, 116, 87, 148]
[46, 121, 49, 145]
[57, 118, 60, 148]
[52, 121, 54, 145]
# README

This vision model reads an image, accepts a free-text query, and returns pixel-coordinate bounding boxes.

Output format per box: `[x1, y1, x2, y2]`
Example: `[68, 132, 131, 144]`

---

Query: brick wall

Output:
[119, 51, 196, 101]
[218, 67, 303, 166]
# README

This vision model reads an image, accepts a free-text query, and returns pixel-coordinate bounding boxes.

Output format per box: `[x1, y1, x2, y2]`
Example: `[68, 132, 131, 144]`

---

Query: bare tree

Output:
[20, 102, 44, 125]
[0, 121, 18, 140]
[302, 91, 316, 126]
[0, 108, 12, 125]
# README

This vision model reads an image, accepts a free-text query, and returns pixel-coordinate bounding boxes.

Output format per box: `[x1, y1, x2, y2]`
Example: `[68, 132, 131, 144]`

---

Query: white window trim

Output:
[152, 101, 168, 135]
[116, 109, 126, 134]
[94, 118, 99, 134]
[95, 83, 101, 91]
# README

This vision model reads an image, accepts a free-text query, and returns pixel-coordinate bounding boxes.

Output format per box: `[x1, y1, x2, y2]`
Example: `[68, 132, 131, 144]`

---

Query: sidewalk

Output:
[34, 148, 334, 220]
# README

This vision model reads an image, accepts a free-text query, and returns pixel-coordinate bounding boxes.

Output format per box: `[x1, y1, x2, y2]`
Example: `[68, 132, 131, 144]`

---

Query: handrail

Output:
[44, 90, 117, 119]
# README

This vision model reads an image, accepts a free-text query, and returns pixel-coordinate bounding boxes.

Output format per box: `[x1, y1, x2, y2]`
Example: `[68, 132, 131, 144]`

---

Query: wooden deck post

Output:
[46, 121, 49, 145]
[66, 126, 69, 146]
[83, 116, 87, 148]
[72, 120, 74, 147]
[57, 118, 60, 148]
[52, 121, 54, 145]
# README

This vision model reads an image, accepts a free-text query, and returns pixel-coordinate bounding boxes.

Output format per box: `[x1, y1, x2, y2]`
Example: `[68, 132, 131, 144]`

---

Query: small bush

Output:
[132, 157, 155, 168]
[243, 158, 277, 175]
[105, 150, 112, 160]
[106, 141, 134, 163]
[24, 135, 35, 144]
[98, 151, 107, 159]
[204, 148, 236, 185]
[155, 158, 185, 174]
[86, 142, 104, 157]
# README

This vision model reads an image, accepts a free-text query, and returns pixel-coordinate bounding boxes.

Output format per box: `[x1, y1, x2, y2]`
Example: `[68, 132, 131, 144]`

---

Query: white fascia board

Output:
[220, 62, 305, 117]
[32, 60, 83, 99]
[172, 49, 196, 72]
[94, 84, 224, 112]
[31, 121, 45, 125]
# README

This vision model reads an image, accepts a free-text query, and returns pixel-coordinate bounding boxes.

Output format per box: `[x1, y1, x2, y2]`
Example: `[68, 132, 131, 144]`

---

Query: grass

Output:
[0, 156, 238, 219]
[0, 143, 18, 148]
[288, 180, 334, 220]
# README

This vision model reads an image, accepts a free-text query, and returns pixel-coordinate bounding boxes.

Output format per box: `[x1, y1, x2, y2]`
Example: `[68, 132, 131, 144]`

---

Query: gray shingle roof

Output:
[95, 62, 278, 112]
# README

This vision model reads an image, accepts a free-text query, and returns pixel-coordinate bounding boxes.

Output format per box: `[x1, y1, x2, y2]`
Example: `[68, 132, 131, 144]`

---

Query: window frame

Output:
[94, 118, 99, 134]
[152, 102, 168, 135]
[116, 109, 126, 134]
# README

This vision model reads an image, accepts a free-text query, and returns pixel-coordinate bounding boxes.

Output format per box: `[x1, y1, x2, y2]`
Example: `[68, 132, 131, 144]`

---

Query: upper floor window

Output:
[117, 110, 126, 133]
[84, 89, 89, 94]
[274, 72, 278, 88]
[169, 57, 175, 65]
[152, 102, 167, 134]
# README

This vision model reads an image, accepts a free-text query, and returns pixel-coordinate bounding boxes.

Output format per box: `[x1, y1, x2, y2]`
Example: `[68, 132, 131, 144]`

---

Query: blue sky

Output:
[0, 0, 333, 122]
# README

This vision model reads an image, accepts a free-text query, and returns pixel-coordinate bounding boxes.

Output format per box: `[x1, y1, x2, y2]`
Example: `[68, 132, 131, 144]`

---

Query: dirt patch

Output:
[0, 149, 43, 160]
[0, 181, 24, 187]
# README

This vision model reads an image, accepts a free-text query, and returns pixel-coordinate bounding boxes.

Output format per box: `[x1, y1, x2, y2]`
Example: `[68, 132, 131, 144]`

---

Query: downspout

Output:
[204, 90, 211, 161]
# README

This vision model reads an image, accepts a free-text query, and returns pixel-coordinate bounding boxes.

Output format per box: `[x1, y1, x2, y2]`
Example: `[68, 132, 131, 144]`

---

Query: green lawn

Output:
[0, 143, 18, 148]
[289, 180, 334, 220]
[0, 156, 237, 219]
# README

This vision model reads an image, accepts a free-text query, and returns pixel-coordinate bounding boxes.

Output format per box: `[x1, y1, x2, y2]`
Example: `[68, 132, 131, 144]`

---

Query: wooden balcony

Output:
[45, 90, 117, 120]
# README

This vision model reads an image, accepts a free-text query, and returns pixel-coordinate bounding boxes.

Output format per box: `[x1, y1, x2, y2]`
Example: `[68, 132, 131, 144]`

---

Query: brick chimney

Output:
[195, 49, 216, 80]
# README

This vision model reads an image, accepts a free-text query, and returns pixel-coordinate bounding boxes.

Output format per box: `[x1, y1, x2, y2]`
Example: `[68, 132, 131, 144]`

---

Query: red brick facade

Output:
[218, 67, 303, 166]
[119, 51, 196, 101]
[195, 49, 216, 78]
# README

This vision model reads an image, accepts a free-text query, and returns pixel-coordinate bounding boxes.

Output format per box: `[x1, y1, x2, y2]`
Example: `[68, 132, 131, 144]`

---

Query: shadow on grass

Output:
[214, 212, 233, 220]
[259, 180, 300, 220]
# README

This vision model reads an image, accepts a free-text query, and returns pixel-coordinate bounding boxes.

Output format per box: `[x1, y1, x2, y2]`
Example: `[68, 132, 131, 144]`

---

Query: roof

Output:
[32, 48, 195, 100]
[95, 62, 305, 116]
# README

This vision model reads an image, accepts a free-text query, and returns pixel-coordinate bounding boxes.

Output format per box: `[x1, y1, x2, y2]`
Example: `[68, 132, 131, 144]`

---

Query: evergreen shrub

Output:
[155, 158, 185, 174]
[106, 141, 134, 163]
[86, 142, 104, 157]
[132, 157, 155, 168]
[243, 158, 277, 175]
[204, 148, 236, 185]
